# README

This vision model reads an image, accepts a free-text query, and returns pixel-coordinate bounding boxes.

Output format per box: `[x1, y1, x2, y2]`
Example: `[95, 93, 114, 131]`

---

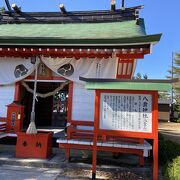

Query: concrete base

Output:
[0, 165, 61, 180]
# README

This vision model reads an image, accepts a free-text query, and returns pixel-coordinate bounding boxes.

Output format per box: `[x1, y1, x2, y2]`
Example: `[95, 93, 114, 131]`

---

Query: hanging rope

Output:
[21, 81, 69, 98]
[26, 62, 39, 135]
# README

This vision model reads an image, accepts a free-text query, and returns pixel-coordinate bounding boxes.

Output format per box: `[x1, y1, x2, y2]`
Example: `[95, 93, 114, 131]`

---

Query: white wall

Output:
[0, 84, 15, 117]
[72, 83, 95, 121]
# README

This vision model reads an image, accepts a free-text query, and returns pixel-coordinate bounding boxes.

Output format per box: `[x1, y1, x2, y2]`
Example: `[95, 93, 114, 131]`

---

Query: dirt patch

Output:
[159, 122, 180, 144]
[159, 122, 180, 131]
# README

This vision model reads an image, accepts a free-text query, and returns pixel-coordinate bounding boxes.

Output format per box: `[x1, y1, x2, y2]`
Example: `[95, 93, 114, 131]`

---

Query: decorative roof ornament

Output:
[4, 0, 21, 14]
[59, 4, 67, 14]
[4, 0, 12, 13]
[111, 0, 116, 11]
[11, 3, 21, 14]
[111, 0, 126, 11]
[122, 0, 125, 10]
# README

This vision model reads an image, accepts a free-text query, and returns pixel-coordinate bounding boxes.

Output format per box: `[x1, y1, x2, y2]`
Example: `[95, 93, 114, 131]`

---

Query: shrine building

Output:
[0, 3, 162, 128]
[0, 2, 176, 180]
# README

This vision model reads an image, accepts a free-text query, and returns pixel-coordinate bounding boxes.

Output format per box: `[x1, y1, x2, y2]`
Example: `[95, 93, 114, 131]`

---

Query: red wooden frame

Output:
[0, 48, 150, 59]
[116, 59, 135, 79]
[67, 82, 73, 126]
[65, 81, 73, 159]
[12, 76, 72, 128]
[13, 76, 67, 104]
[25, 75, 66, 81]
[92, 89, 158, 180]
[59, 143, 144, 166]
[25, 65, 65, 81]
[95, 90, 157, 139]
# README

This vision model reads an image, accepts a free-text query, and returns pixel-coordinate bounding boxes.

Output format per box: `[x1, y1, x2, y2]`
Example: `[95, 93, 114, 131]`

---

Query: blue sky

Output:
[0, 0, 180, 79]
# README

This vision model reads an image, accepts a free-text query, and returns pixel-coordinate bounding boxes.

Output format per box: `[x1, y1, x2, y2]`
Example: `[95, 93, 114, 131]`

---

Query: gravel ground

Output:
[58, 168, 148, 180]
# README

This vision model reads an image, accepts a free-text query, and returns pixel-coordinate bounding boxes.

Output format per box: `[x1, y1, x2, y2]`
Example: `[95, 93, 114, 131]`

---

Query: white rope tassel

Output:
[26, 112, 37, 134]
[26, 62, 38, 134]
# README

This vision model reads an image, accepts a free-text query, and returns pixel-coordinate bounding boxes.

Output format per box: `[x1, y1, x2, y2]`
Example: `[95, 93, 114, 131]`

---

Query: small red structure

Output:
[6, 102, 24, 132]
[16, 131, 53, 159]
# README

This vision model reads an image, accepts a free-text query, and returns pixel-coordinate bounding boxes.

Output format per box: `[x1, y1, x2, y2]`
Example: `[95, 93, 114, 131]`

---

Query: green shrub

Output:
[159, 133, 164, 141]
[159, 133, 180, 179]
[159, 138, 180, 165]
[175, 119, 180, 123]
[165, 156, 180, 180]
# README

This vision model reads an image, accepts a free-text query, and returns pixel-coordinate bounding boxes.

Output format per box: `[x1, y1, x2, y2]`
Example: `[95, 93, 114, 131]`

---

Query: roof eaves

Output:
[85, 82, 172, 91]
[0, 34, 162, 47]
[82, 78, 178, 91]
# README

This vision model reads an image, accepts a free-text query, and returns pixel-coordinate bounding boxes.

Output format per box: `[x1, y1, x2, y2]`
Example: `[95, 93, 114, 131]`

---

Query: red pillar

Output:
[92, 90, 100, 179]
[153, 91, 159, 180]
[92, 134, 98, 179]
[153, 138, 158, 180]
[66, 81, 73, 160]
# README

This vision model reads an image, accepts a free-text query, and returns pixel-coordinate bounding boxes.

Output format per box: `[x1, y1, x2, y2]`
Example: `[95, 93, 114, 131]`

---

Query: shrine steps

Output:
[0, 121, 16, 139]
[0, 122, 6, 132]
[0, 132, 17, 139]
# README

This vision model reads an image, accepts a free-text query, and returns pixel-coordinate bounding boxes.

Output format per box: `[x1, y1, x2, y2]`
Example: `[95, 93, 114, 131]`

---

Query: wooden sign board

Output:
[100, 93, 152, 133]
[95, 90, 158, 139]
[93, 89, 158, 180]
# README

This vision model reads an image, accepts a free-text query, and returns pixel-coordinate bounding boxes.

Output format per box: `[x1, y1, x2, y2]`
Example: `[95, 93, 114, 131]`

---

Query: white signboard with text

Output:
[100, 93, 152, 133]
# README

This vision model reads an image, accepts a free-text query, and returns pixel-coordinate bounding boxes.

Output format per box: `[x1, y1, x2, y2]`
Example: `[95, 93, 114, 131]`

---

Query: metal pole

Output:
[26, 57, 38, 134]
[32, 63, 38, 114]
[171, 52, 174, 119]
[4, 0, 12, 12]
[122, 0, 125, 10]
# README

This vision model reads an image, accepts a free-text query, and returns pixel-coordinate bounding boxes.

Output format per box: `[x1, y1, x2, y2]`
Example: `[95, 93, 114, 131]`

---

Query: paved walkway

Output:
[0, 144, 154, 180]
[158, 122, 180, 144]
[0, 165, 61, 180]
[2, 122, 179, 179]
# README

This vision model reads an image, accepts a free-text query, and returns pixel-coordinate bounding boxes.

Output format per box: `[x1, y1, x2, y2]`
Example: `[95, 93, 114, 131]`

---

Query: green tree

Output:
[167, 52, 180, 119]
[135, 72, 142, 79]
[0, 7, 5, 13]
[134, 72, 148, 79]
[143, 74, 148, 79]
[158, 91, 170, 99]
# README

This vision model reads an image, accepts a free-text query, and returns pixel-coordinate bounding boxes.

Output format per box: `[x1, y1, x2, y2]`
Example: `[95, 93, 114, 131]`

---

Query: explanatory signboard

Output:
[100, 93, 152, 133]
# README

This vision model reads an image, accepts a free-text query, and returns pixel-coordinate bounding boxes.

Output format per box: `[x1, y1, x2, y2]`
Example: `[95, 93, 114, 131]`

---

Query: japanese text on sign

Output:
[100, 93, 152, 133]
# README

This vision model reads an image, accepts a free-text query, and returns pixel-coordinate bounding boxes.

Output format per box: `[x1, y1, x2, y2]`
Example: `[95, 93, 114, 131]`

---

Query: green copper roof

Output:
[0, 19, 162, 46]
[85, 82, 172, 91]
[0, 34, 161, 46]
[0, 20, 145, 39]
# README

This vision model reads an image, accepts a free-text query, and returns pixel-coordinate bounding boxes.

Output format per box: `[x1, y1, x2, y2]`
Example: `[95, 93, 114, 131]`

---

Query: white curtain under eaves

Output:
[42, 57, 118, 84]
[0, 57, 37, 85]
[0, 56, 118, 85]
